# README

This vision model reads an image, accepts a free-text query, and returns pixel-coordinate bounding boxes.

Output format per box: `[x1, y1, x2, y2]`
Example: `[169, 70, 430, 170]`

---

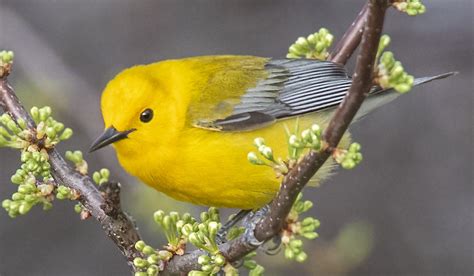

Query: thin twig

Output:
[329, 2, 369, 65]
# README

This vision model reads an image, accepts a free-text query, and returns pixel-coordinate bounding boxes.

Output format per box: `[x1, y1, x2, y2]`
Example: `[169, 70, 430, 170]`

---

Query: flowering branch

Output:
[0, 54, 143, 271]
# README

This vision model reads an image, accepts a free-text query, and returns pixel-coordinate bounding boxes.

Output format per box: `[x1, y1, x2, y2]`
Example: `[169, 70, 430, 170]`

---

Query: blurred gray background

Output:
[0, 0, 472, 275]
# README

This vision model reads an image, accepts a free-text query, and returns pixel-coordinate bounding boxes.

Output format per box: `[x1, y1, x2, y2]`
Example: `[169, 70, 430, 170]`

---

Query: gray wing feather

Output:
[196, 58, 454, 131]
[199, 59, 353, 131]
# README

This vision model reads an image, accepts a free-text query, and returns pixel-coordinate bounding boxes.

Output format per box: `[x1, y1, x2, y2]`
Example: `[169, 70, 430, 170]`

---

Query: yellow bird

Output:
[90, 55, 449, 209]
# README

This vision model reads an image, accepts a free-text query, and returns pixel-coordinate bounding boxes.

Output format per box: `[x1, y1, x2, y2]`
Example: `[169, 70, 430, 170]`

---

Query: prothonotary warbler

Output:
[90, 55, 452, 209]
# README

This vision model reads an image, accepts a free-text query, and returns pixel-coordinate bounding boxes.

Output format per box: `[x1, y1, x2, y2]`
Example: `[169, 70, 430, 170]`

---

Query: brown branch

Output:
[329, 2, 369, 65]
[0, 66, 142, 272]
[254, 0, 387, 242]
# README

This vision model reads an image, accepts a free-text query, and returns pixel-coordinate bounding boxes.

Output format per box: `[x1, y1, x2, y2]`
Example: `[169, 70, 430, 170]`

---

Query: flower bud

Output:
[59, 128, 73, 140]
[247, 152, 263, 165]
[259, 146, 274, 160]
[198, 254, 210, 265]
[295, 251, 308, 263]
[147, 254, 159, 264]
[253, 137, 265, 147]
[135, 240, 146, 251]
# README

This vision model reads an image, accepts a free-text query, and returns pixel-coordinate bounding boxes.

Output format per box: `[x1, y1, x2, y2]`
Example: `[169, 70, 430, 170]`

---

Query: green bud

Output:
[198, 254, 210, 265]
[18, 184, 35, 194]
[7, 121, 21, 134]
[176, 220, 185, 231]
[38, 109, 48, 122]
[0, 50, 14, 64]
[74, 203, 83, 213]
[182, 212, 192, 222]
[30, 107, 40, 122]
[162, 215, 172, 230]
[100, 168, 110, 179]
[289, 239, 303, 249]
[259, 145, 274, 160]
[200, 264, 213, 272]
[302, 217, 316, 226]
[315, 41, 325, 52]
[200, 211, 209, 222]
[380, 35, 390, 50]
[24, 194, 38, 203]
[301, 129, 312, 143]
[169, 211, 179, 222]
[92, 171, 101, 184]
[53, 122, 65, 132]
[302, 232, 319, 240]
[146, 265, 159, 276]
[341, 159, 356, 169]
[134, 272, 147, 276]
[11, 174, 24, 184]
[133, 257, 148, 268]
[0, 126, 11, 138]
[59, 128, 73, 140]
[0, 135, 9, 146]
[349, 142, 361, 152]
[181, 223, 194, 236]
[188, 232, 203, 247]
[381, 51, 394, 66]
[45, 127, 57, 138]
[284, 247, 295, 259]
[209, 207, 219, 219]
[135, 240, 146, 251]
[247, 152, 264, 165]
[214, 254, 226, 266]
[2, 199, 12, 209]
[289, 134, 303, 148]
[302, 200, 313, 212]
[11, 192, 24, 201]
[154, 210, 165, 223]
[301, 224, 317, 233]
[295, 251, 308, 263]
[147, 254, 159, 264]
[19, 202, 32, 215]
[395, 83, 412, 93]
[142, 245, 155, 256]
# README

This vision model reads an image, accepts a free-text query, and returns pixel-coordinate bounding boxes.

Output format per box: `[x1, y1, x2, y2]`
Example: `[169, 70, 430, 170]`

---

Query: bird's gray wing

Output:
[193, 58, 353, 131]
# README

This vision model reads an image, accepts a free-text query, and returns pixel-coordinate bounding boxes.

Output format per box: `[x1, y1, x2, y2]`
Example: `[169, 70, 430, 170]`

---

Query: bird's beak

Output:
[89, 126, 136, 152]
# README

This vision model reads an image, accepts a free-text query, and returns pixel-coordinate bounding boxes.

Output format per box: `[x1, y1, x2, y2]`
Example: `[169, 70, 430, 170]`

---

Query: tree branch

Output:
[0, 66, 142, 271]
[328, 2, 369, 65]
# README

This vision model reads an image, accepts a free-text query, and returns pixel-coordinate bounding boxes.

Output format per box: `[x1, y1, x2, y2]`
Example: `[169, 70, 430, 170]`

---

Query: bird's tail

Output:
[354, 72, 456, 121]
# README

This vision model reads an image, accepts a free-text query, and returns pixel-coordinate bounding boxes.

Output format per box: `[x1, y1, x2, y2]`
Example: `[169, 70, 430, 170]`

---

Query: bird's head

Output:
[90, 63, 182, 154]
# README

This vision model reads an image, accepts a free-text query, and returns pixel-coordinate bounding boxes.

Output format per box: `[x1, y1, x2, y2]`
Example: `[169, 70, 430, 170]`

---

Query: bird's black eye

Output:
[140, 109, 154, 123]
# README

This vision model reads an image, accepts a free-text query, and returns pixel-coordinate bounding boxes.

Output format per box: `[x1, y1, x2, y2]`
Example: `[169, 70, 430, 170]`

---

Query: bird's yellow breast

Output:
[114, 114, 342, 209]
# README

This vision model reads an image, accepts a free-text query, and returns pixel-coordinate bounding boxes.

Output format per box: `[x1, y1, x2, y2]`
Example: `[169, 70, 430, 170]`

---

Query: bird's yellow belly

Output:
[117, 114, 345, 209]
[143, 130, 283, 209]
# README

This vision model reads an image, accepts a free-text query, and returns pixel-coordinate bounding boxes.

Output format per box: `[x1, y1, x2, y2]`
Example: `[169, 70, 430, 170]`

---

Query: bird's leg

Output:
[216, 209, 251, 244]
